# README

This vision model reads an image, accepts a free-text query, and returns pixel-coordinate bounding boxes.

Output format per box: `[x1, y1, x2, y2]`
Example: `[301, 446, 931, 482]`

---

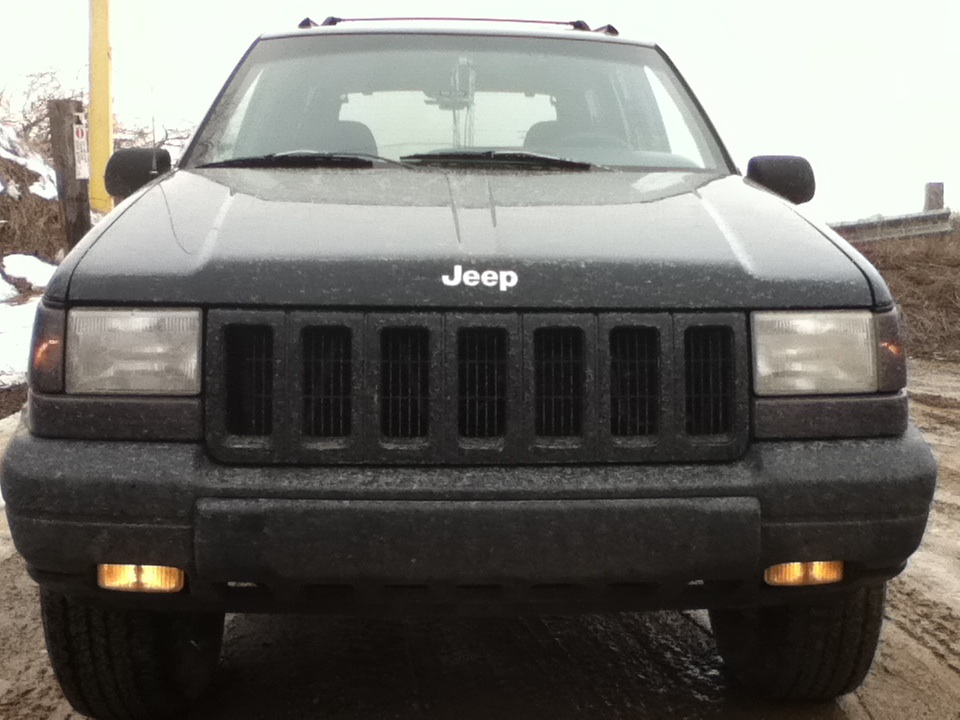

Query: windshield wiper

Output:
[195, 150, 404, 169]
[399, 150, 597, 171]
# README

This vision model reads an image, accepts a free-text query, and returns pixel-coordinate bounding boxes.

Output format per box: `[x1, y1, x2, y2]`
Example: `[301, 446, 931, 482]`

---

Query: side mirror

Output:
[746, 156, 815, 205]
[104, 147, 172, 201]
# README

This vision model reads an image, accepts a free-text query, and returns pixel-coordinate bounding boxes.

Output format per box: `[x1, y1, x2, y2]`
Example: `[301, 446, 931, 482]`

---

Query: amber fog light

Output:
[97, 564, 185, 593]
[764, 561, 844, 587]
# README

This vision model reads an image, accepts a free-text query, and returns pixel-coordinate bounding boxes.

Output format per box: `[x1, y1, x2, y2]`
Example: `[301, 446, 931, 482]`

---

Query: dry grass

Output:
[0, 158, 64, 264]
[855, 227, 960, 361]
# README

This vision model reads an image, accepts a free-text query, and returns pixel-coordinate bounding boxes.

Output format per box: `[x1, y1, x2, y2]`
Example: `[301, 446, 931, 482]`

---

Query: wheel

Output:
[708, 583, 886, 701]
[40, 589, 224, 720]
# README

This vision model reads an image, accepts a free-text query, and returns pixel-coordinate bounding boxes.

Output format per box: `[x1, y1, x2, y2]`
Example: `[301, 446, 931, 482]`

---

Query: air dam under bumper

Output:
[1, 424, 937, 613]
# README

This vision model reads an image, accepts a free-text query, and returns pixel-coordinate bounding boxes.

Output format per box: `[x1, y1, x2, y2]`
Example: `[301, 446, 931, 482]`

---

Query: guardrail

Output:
[830, 209, 956, 243]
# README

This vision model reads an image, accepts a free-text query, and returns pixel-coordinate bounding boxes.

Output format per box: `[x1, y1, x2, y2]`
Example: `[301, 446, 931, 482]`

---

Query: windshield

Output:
[184, 33, 731, 172]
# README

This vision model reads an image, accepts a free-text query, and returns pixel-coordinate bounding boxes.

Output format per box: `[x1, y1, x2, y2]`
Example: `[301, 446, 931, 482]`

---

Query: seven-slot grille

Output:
[206, 312, 747, 464]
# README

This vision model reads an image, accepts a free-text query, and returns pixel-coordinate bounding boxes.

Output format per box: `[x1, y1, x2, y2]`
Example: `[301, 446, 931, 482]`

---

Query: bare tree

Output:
[4, 70, 192, 162]
[17, 71, 84, 159]
[113, 118, 193, 152]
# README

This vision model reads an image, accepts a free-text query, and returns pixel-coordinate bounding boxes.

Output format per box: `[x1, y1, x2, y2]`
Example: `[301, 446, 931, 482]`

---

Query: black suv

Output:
[1, 17, 937, 719]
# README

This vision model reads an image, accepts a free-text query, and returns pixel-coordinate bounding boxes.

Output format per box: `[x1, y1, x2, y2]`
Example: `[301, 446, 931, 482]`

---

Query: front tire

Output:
[40, 590, 224, 720]
[709, 583, 886, 701]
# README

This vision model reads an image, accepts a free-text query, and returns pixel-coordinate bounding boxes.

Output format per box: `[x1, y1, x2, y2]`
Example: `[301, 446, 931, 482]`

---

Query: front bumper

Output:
[1, 422, 937, 613]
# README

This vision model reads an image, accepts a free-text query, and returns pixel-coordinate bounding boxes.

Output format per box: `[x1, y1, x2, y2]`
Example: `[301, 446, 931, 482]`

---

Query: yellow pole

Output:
[89, 0, 113, 213]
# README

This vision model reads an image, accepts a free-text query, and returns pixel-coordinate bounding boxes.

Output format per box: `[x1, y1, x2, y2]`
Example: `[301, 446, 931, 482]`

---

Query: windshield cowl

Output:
[399, 150, 597, 170]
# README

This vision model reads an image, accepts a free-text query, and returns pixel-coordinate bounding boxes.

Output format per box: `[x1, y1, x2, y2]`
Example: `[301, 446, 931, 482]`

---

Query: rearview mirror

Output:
[746, 156, 815, 205]
[104, 147, 172, 201]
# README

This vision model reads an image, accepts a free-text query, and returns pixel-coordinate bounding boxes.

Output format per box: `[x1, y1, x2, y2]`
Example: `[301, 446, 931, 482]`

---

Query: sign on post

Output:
[48, 99, 92, 250]
[73, 123, 91, 180]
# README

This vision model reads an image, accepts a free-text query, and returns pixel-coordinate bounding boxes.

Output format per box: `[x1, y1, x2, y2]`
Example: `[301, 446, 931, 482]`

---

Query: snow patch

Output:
[28, 176, 58, 201]
[0, 123, 59, 201]
[2, 254, 57, 289]
[2, 180, 21, 200]
[0, 298, 39, 389]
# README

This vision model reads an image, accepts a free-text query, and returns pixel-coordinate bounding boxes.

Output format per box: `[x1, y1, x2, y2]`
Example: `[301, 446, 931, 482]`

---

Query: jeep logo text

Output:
[441, 265, 518, 292]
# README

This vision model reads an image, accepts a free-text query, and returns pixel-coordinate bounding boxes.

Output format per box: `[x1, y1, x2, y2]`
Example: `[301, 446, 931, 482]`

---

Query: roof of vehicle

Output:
[260, 17, 655, 48]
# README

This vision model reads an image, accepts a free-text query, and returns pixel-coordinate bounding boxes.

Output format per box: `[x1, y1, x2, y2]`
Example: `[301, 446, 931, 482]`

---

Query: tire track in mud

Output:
[932, 485, 960, 524]
[909, 397, 960, 523]
[887, 386, 960, 685]
[913, 404, 960, 435]
[886, 579, 960, 679]
[911, 396, 960, 440]
[0, 554, 81, 719]
[183, 607, 888, 719]
[188, 611, 735, 719]
[910, 392, 960, 413]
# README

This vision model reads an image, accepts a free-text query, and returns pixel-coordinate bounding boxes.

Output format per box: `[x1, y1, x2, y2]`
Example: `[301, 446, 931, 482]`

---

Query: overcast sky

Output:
[3, 1, 958, 222]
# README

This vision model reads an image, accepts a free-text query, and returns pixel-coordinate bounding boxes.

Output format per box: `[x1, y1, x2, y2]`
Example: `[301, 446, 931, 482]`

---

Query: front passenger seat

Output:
[523, 121, 567, 150]
[318, 121, 379, 155]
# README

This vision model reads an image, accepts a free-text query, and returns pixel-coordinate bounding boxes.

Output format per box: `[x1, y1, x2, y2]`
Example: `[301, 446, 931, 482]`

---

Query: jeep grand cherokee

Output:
[0, 17, 937, 719]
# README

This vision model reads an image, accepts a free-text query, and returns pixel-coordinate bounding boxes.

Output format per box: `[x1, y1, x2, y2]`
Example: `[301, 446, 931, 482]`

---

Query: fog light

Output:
[97, 564, 185, 593]
[764, 561, 844, 587]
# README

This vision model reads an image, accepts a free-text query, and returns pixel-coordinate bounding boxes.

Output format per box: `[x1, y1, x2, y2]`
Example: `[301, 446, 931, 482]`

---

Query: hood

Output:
[58, 166, 880, 309]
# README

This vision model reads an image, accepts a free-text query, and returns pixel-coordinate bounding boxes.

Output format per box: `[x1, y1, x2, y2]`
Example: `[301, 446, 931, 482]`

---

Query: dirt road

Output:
[1, 361, 959, 719]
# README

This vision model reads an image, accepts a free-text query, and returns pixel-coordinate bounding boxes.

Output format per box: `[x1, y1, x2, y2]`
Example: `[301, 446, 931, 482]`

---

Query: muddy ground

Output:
[0, 360, 959, 719]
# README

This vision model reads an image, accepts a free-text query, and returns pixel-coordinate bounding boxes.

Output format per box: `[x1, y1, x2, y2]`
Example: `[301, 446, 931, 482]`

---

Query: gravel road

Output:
[1, 361, 959, 719]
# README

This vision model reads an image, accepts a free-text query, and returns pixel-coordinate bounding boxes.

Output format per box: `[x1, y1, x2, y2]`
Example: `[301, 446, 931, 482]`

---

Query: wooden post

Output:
[48, 99, 92, 250]
[924, 182, 944, 212]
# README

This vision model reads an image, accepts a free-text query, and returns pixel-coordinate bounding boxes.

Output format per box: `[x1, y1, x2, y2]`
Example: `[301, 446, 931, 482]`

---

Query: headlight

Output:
[752, 311, 878, 395]
[65, 308, 202, 395]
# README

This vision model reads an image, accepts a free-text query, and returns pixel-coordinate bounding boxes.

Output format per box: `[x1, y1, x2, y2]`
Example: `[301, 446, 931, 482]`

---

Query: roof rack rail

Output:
[595, 24, 619, 36]
[316, 17, 594, 31]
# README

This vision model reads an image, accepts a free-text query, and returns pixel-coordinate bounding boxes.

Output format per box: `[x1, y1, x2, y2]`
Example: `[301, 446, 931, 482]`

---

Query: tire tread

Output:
[709, 584, 886, 701]
[40, 590, 223, 720]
